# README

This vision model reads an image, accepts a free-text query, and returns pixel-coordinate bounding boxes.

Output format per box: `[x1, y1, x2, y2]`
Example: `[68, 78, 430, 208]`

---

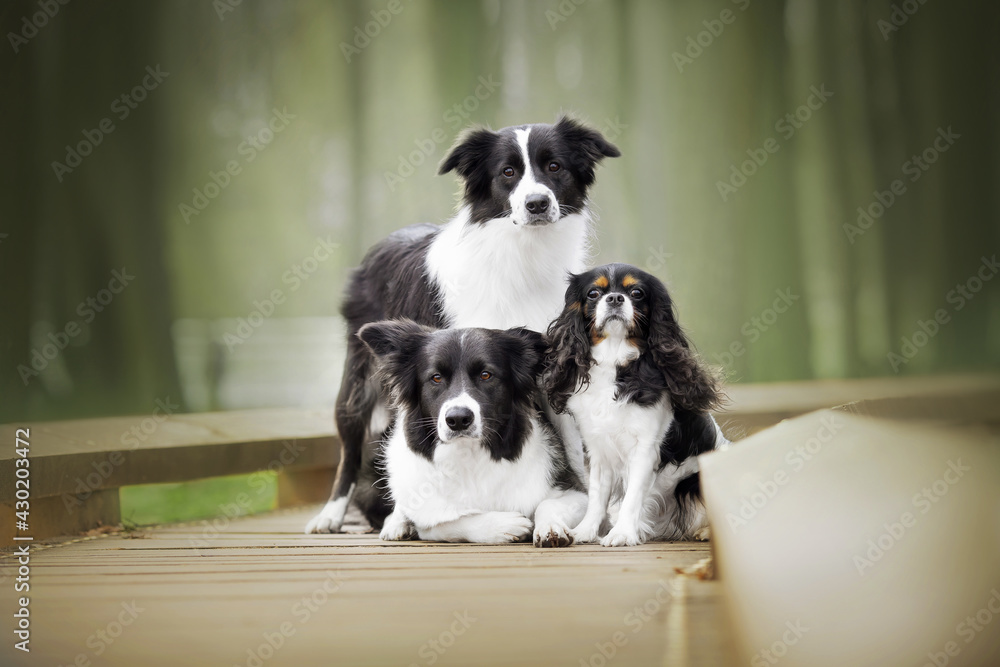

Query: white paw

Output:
[304, 499, 348, 534]
[380, 513, 416, 541]
[692, 525, 711, 541]
[533, 521, 574, 548]
[601, 525, 643, 547]
[475, 512, 532, 544]
[569, 522, 600, 544]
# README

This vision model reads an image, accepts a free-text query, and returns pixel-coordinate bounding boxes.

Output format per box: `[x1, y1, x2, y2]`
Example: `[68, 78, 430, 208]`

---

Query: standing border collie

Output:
[357, 320, 587, 547]
[543, 264, 729, 547]
[306, 117, 619, 534]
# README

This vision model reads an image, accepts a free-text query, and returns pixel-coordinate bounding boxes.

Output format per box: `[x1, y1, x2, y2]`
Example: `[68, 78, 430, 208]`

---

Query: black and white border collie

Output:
[543, 264, 729, 547]
[306, 117, 620, 534]
[357, 320, 587, 546]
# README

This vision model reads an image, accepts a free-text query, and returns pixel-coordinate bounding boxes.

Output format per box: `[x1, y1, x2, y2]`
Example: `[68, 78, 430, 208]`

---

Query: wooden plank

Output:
[0, 505, 726, 667]
[699, 410, 1000, 667]
[1, 491, 120, 546]
[718, 373, 1000, 436]
[0, 408, 339, 502]
[277, 467, 336, 508]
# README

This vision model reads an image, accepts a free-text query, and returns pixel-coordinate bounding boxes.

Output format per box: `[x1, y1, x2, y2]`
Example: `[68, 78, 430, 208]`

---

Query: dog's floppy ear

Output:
[501, 327, 548, 396]
[555, 116, 621, 188]
[357, 319, 432, 407]
[542, 274, 594, 413]
[439, 127, 499, 200]
[645, 283, 721, 414]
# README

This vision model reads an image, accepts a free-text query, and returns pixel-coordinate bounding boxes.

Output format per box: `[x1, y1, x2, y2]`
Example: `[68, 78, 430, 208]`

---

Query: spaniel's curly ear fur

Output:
[647, 284, 722, 414]
[542, 299, 592, 413]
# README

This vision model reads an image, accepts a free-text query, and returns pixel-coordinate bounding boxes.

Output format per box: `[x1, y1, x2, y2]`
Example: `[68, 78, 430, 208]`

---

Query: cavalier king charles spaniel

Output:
[542, 263, 729, 546]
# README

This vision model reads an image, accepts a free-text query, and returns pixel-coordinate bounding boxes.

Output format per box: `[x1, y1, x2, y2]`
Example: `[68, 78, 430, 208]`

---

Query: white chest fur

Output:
[385, 410, 558, 527]
[567, 337, 673, 466]
[426, 207, 590, 331]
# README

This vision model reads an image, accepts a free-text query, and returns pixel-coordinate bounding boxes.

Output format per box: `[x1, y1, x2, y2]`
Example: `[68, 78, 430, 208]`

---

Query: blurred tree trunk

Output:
[0, 1, 183, 421]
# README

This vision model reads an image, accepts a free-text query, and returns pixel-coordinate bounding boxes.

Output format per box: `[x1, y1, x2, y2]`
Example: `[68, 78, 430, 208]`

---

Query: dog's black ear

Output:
[439, 127, 500, 203]
[501, 327, 548, 396]
[439, 127, 498, 176]
[357, 319, 432, 407]
[541, 274, 594, 413]
[645, 282, 721, 414]
[555, 116, 620, 187]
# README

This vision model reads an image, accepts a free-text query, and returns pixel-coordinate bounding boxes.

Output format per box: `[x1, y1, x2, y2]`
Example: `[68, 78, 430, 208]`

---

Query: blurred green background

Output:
[1, 1, 999, 520]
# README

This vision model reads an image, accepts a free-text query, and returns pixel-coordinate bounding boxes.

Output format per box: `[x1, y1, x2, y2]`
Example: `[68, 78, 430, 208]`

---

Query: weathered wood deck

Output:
[2, 506, 731, 667]
[4, 374, 999, 666]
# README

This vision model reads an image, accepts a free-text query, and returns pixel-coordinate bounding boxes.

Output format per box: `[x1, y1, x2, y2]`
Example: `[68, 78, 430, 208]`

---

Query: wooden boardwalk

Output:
[2, 506, 733, 667]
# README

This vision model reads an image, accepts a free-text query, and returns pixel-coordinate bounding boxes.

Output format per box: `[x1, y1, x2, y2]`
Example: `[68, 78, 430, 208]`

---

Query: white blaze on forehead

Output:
[510, 127, 557, 224]
[514, 128, 537, 186]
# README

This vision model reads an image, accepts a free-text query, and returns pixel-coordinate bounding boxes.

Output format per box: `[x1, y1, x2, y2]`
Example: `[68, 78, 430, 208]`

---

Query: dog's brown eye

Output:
[502, 166, 514, 178]
[479, 371, 492, 380]
[630, 288, 644, 300]
[548, 162, 560, 172]
[587, 289, 600, 300]
[431, 374, 443, 384]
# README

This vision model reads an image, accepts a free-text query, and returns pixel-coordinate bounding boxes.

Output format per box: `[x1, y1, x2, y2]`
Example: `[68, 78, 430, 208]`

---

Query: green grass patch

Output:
[119, 472, 277, 526]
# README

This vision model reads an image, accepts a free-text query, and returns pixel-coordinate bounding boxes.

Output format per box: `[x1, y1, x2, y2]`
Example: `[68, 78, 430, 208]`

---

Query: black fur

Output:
[320, 117, 618, 531]
[543, 263, 721, 417]
[543, 263, 723, 472]
[440, 116, 620, 224]
[358, 322, 554, 464]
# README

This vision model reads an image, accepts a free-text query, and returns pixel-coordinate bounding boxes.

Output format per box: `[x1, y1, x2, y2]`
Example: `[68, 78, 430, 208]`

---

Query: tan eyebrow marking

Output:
[622, 274, 638, 287]
[594, 275, 609, 288]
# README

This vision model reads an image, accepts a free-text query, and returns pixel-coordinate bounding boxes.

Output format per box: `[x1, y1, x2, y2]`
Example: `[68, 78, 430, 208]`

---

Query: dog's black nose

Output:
[525, 195, 549, 215]
[606, 293, 625, 304]
[445, 407, 475, 431]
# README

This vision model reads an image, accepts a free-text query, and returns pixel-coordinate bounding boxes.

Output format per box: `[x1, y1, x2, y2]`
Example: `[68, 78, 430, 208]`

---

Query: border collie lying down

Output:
[543, 264, 730, 546]
[358, 320, 587, 547]
[306, 117, 619, 534]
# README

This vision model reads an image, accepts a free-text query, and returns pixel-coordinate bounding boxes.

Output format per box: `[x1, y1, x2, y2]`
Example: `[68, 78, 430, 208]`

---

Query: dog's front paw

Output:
[569, 522, 600, 544]
[600, 525, 643, 547]
[477, 512, 533, 543]
[692, 525, 711, 541]
[379, 513, 416, 541]
[533, 521, 574, 548]
[304, 500, 347, 534]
